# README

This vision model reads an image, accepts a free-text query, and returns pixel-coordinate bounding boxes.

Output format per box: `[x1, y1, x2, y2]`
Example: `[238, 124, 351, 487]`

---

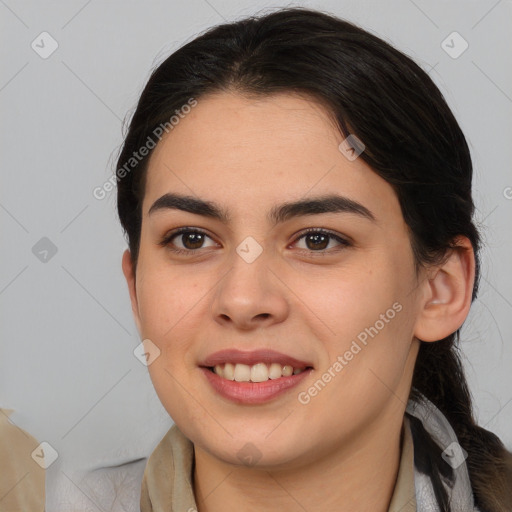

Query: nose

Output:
[210, 247, 290, 331]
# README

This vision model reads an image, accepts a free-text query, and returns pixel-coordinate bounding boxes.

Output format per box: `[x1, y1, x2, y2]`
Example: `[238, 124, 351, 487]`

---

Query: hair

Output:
[115, 6, 512, 510]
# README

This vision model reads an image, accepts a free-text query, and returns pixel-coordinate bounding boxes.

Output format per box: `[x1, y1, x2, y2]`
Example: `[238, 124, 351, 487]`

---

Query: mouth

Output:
[199, 349, 314, 404]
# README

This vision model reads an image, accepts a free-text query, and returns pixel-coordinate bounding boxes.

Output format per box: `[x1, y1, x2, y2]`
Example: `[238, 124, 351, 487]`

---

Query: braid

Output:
[408, 414, 452, 510]
[411, 335, 512, 512]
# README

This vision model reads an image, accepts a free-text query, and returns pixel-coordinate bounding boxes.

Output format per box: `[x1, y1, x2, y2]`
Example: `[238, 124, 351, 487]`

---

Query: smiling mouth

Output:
[206, 362, 312, 382]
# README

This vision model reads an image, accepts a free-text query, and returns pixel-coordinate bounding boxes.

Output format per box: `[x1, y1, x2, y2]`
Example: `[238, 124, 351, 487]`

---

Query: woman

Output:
[116, 7, 512, 511]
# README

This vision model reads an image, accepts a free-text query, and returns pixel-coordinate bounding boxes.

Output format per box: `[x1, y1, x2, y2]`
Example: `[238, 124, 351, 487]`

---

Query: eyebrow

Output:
[148, 192, 376, 225]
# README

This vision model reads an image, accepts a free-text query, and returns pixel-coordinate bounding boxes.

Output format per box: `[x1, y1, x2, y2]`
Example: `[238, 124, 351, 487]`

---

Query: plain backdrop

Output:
[1, 0, 511, 508]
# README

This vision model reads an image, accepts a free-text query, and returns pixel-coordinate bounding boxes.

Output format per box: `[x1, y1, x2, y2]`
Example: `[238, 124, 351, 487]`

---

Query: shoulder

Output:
[0, 408, 45, 511]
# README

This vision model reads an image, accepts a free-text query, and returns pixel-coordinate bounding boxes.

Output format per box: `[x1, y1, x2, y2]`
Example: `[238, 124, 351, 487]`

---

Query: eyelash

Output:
[159, 227, 352, 256]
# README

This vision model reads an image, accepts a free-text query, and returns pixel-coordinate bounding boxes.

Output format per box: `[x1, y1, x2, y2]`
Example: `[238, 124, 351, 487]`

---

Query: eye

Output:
[159, 228, 218, 255]
[159, 227, 352, 256]
[291, 229, 351, 253]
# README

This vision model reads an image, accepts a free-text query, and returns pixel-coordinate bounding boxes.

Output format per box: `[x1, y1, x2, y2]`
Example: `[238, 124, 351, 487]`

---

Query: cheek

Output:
[301, 261, 395, 331]
[310, 257, 413, 368]
[136, 266, 210, 421]
[135, 263, 208, 357]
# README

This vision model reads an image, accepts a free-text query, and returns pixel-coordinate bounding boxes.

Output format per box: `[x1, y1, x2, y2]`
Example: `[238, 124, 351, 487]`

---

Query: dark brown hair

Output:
[115, 7, 512, 510]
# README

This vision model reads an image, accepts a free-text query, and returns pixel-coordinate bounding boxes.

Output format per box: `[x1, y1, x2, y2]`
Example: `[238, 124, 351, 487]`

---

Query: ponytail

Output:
[411, 336, 512, 511]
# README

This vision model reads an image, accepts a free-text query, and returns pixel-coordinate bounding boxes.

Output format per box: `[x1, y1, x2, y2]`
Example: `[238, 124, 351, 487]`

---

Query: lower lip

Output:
[200, 367, 313, 405]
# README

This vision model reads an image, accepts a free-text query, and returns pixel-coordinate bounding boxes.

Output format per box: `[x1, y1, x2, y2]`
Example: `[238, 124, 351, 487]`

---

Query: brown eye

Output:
[303, 232, 329, 250]
[293, 229, 351, 252]
[160, 228, 218, 254]
[178, 232, 206, 250]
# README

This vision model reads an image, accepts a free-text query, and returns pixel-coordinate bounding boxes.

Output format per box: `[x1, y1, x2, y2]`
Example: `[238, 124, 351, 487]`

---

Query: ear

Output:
[122, 249, 142, 335]
[413, 236, 476, 342]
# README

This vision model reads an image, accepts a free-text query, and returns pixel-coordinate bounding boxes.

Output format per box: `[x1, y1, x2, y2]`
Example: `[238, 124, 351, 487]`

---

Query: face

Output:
[124, 91, 425, 470]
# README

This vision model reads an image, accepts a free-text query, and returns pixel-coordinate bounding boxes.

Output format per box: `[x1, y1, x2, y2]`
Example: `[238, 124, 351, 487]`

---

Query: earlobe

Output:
[414, 237, 475, 342]
[121, 249, 142, 335]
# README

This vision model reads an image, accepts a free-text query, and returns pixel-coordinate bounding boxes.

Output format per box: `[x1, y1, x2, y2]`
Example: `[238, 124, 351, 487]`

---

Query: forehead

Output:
[142, 91, 401, 224]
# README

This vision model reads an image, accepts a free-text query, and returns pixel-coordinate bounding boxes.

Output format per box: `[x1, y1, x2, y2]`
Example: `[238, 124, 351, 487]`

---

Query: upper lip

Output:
[200, 349, 313, 369]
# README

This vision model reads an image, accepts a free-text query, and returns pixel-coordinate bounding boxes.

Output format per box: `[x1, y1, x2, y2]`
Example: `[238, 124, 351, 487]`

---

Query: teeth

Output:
[251, 363, 269, 383]
[269, 362, 283, 380]
[212, 362, 306, 382]
[223, 362, 235, 381]
[234, 363, 251, 382]
[282, 365, 293, 377]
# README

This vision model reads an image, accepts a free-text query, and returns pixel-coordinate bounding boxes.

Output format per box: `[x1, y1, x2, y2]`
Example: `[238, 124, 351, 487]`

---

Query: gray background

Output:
[1, 0, 511, 508]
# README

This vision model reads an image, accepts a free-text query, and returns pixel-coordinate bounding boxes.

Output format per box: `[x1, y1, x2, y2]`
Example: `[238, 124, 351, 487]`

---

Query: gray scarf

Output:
[406, 391, 481, 511]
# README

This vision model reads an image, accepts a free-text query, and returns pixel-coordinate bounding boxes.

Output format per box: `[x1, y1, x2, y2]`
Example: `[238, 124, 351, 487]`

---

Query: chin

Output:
[199, 426, 308, 468]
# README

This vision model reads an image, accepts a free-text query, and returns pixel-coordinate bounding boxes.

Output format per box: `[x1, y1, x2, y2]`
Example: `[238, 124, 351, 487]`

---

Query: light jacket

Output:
[140, 392, 481, 511]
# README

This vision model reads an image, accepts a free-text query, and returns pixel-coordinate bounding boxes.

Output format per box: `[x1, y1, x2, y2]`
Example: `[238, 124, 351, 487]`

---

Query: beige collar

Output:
[388, 415, 416, 511]
[141, 417, 416, 511]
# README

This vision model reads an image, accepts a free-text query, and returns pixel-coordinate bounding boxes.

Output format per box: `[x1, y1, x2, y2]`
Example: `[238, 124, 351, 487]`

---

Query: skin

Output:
[122, 91, 475, 512]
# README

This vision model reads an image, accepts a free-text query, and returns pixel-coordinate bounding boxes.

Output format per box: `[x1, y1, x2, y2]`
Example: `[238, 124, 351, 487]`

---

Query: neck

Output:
[193, 408, 404, 512]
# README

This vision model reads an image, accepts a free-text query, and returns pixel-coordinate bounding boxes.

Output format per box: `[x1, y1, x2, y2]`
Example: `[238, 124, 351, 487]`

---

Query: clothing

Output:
[140, 392, 480, 511]
[0, 408, 45, 512]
